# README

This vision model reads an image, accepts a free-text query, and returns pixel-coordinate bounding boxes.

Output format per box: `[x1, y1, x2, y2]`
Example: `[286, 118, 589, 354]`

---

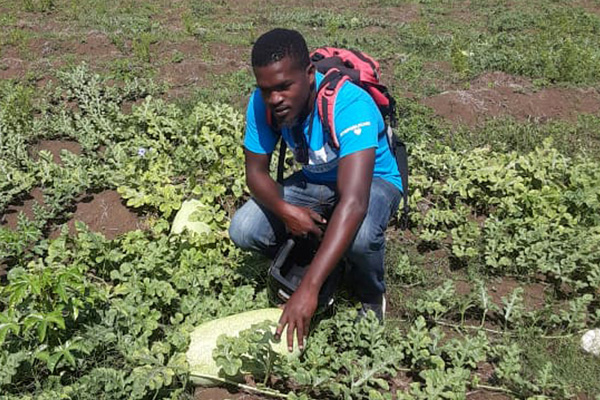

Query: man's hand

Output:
[275, 283, 318, 351]
[281, 204, 326, 238]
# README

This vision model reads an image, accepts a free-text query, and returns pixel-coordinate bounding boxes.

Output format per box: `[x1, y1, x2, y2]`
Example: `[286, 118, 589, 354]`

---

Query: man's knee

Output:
[347, 218, 384, 257]
[229, 199, 281, 253]
[228, 208, 254, 250]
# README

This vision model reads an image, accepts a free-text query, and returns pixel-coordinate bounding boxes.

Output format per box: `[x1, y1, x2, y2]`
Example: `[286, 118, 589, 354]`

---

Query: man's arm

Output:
[275, 148, 375, 351]
[245, 148, 325, 237]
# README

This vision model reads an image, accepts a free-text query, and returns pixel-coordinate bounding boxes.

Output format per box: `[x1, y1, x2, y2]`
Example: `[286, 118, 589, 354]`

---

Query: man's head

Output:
[251, 29, 315, 128]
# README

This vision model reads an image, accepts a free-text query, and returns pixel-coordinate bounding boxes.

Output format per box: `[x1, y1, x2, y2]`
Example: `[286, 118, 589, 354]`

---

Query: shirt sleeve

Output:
[244, 89, 279, 154]
[334, 98, 381, 159]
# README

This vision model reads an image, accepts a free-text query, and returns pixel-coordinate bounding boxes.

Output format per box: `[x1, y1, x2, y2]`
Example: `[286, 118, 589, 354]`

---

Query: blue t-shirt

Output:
[244, 72, 403, 192]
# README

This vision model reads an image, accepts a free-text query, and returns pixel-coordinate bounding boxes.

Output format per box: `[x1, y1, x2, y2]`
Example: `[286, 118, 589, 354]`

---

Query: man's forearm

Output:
[298, 148, 375, 295]
[300, 196, 367, 291]
[244, 148, 293, 220]
[247, 170, 290, 218]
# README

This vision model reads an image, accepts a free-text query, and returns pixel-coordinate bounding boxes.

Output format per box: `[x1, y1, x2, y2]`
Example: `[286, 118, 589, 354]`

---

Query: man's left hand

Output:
[275, 283, 318, 352]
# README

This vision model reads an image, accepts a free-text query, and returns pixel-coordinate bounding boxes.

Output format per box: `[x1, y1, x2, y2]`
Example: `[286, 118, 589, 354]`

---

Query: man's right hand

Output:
[281, 204, 326, 238]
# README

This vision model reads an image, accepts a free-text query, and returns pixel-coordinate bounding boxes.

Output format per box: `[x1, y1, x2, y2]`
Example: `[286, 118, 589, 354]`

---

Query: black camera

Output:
[267, 236, 343, 314]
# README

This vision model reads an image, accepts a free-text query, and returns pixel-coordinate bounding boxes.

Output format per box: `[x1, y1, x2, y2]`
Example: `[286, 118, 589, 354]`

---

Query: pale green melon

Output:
[186, 308, 299, 386]
[171, 199, 211, 236]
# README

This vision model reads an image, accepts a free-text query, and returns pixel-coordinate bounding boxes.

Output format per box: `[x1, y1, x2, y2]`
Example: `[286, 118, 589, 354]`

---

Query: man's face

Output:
[253, 57, 315, 128]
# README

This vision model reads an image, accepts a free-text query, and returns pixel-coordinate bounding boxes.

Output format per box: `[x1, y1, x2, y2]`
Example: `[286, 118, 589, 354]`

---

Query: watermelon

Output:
[186, 308, 300, 386]
[171, 199, 211, 236]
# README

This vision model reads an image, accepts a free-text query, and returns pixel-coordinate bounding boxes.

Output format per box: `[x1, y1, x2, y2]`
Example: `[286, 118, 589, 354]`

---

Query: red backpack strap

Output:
[316, 69, 351, 150]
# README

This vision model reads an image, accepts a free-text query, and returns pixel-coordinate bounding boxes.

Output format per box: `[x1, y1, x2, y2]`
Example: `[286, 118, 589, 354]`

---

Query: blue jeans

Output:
[229, 171, 401, 303]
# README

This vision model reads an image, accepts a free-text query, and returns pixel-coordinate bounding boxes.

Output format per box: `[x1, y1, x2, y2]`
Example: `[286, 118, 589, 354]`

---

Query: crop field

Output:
[1, 0, 600, 399]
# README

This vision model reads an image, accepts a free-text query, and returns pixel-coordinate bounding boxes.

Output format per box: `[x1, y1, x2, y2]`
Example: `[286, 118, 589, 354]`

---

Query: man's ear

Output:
[306, 63, 316, 85]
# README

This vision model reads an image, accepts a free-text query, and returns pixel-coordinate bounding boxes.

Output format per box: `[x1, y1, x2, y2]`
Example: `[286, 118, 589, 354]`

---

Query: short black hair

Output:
[251, 28, 310, 70]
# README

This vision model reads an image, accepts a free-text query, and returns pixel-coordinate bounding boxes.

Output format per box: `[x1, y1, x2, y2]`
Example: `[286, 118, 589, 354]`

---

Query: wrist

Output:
[298, 278, 321, 296]
[298, 274, 323, 296]
[275, 201, 296, 222]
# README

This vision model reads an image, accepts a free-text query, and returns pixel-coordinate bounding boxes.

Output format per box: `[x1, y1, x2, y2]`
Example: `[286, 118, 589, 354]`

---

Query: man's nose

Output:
[268, 91, 283, 106]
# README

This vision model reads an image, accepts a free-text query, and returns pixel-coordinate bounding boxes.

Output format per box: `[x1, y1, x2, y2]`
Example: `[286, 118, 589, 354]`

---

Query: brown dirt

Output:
[422, 72, 600, 126]
[1, 31, 119, 85]
[0, 187, 45, 229]
[578, 0, 600, 16]
[390, 369, 414, 394]
[455, 279, 471, 297]
[72, 32, 120, 60]
[467, 390, 511, 400]
[28, 37, 61, 59]
[208, 42, 247, 74]
[29, 140, 82, 165]
[157, 40, 211, 89]
[487, 277, 547, 311]
[475, 361, 496, 383]
[194, 386, 261, 400]
[0, 47, 27, 80]
[383, 3, 421, 24]
[153, 0, 186, 32]
[421, 248, 450, 273]
[158, 41, 247, 98]
[50, 190, 144, 240]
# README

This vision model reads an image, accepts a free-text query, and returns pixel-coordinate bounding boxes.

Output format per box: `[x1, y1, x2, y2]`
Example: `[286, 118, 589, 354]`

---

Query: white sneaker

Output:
[359, 295, 386, 322]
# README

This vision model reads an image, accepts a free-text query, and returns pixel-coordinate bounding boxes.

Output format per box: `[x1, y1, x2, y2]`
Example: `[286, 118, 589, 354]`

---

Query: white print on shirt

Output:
[309, 143, 337, 164]
[339, 121, 371, 137]
[304, 143, 339, 173]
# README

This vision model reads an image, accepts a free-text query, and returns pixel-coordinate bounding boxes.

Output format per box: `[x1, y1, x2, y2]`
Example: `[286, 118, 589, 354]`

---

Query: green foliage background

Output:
[1, 0, 600, 399]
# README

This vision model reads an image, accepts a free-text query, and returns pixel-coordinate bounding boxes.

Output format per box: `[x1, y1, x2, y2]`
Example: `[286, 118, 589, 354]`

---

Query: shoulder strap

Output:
[396, 140, 409, 229]
[385, 126, 409, 229]
[276, 136, 286, 184]
[316, 69, 351, 149]
[266, 109, 287, 184]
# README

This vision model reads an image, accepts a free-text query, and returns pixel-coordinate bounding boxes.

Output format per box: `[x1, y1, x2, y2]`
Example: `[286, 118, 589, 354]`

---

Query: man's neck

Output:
[294, 82, 317, 128]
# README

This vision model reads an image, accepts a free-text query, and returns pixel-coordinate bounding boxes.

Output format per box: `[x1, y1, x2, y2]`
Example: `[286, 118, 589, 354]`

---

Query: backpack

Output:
[272, 47, 409, 228]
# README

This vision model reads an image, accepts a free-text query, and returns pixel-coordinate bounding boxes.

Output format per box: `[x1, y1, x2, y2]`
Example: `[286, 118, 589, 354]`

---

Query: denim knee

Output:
[228, 207, 254, 250]
[228, 198, 283, 257]
[347, 219, 384, 258]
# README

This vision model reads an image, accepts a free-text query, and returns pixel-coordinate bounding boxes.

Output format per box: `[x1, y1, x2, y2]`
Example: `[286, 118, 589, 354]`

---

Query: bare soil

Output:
[578, 0, 600, 16]
[390, 369, 414, 394]
[29, 139, 82, 164]
[487, 277, 547, 311]
[50, 190, 144, 240]
[422, 72, 600, 126]
[158, 41, 247, 99]
[0, 187, 45, 229]
[1, 2, 599, 397]
[158, 41, 242, 84]
[0, 47, 27, 80]
[71, 32, 120, 60]
[28, 37, 61, 59]
[194, 386, 260, 400]
[467, 390, 511, 400]
[455, 276, 547, 311]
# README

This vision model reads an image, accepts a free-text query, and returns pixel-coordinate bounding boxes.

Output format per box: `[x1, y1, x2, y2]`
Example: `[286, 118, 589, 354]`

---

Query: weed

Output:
[182, 12, 208, 39]
[519, 336, 600, 397]
[3, 28, 30, 52]
[447, 116, 600, 160]
[268, 8, 390, 30]
[132, 32, 156, 63]
[450, 35, 471, 77]
[170, 50, 184, 64]
[189, 0, 217, 17]
[1, 1, 600, 399]
[23, 0, 54, 12]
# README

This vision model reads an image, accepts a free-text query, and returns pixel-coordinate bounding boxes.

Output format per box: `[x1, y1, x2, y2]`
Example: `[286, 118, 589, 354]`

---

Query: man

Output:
[229, 28, 402, 351]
